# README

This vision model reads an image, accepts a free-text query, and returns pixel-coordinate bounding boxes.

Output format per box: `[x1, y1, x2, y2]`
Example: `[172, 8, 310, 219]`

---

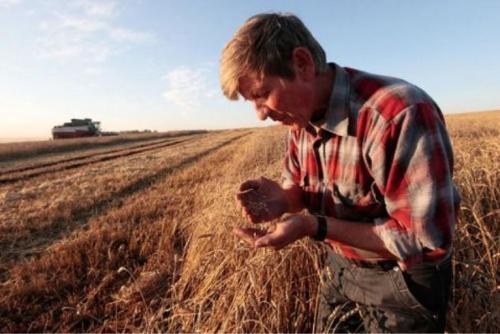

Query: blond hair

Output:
[220, 13, 328, 100]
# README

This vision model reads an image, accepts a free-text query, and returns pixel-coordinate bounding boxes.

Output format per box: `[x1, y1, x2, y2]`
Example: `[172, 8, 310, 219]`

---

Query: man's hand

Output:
[236, 176, 288, 223]
[233, 214, 317, 250]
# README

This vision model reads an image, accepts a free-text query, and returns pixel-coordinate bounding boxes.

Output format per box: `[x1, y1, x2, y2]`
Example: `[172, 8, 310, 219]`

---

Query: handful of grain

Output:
[238, 188, 270, 216]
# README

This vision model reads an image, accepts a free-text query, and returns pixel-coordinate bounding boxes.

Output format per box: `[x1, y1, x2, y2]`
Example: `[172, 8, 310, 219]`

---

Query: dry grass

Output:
[0, 111, 498, 332]
[0, 130, 244, 273]
[445, 110, 499, 332]
[0, 135, 204, 184]
[0, 130, 208, 163]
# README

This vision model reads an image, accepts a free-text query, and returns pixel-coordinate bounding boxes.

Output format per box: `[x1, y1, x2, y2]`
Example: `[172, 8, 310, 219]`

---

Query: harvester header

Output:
[52, 118, 101, 139]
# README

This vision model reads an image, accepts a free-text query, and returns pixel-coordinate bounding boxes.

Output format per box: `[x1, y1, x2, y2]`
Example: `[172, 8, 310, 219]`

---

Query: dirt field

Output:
[0, 112, 498, 332]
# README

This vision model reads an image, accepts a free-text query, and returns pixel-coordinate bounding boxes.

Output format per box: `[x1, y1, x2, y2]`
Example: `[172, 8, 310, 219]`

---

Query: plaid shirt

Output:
[282, 63, 460, 269]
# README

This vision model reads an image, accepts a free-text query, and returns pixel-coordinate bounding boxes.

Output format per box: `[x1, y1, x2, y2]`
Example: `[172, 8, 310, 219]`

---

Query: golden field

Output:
[0, 130, 207, 163]
[0, 111, 498, 332]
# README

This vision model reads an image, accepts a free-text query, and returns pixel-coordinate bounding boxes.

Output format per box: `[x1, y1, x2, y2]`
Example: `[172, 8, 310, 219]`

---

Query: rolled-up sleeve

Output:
[366, 103, 460, 269]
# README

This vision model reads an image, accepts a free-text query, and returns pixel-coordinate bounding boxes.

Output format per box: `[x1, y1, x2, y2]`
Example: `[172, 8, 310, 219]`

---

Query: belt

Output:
[345, 250, 452, 272]
[348, 258, 398, 271]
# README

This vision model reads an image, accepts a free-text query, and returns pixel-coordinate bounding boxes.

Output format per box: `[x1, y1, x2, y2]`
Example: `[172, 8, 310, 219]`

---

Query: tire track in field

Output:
[0, 131, 250, 273]
[0, 134, 203, 185]
[0, 136, 180, 174]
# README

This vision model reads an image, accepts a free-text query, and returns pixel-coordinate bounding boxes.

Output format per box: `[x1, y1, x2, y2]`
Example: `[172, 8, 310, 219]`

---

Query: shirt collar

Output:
[310, 63, 351, 137]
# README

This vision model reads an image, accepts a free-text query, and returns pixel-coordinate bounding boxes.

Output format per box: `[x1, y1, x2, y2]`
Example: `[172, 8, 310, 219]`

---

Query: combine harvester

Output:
[52, 118, 101, 139]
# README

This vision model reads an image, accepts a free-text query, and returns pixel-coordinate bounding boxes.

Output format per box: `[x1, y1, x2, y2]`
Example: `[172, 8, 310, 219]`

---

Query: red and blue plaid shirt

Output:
[282, 63, 460, 269]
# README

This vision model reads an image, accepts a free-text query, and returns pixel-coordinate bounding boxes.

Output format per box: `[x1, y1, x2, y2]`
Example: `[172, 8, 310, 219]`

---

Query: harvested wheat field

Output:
[0, 111, 498, 332]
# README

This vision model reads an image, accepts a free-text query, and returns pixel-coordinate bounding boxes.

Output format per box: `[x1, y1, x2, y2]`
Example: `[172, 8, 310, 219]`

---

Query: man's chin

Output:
[276, 120, 304, 131]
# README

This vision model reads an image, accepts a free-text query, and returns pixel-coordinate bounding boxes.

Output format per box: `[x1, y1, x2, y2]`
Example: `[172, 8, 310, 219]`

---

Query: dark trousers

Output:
[315, 249, 452, 333]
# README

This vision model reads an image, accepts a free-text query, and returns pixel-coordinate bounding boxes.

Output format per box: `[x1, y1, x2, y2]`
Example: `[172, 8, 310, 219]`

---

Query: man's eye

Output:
[254, 91, 269, 99]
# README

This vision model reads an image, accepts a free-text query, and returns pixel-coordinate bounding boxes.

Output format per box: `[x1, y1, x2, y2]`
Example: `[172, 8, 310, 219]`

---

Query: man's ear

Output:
[291, 47, 316, 81]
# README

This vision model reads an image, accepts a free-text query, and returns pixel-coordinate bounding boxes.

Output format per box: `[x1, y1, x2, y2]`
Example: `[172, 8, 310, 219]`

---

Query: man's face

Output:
[238, 71, 314, 131]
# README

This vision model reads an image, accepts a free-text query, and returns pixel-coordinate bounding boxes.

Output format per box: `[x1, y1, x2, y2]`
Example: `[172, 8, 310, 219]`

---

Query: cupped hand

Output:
[233, 214, 315, 250]
[235, 176, 288, 223]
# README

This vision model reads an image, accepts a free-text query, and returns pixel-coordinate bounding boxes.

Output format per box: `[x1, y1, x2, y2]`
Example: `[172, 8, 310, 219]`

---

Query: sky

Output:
[1, 0, 500, 140]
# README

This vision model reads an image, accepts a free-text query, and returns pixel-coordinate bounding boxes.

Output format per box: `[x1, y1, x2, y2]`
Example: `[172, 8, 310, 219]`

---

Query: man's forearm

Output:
[282, 184, 305, 213]
[304, 215, 396, 259]
[280, 185, 395, 259]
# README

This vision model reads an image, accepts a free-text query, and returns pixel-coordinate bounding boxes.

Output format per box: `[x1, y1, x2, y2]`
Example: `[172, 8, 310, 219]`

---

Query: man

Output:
[220, 13, 460, 333]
